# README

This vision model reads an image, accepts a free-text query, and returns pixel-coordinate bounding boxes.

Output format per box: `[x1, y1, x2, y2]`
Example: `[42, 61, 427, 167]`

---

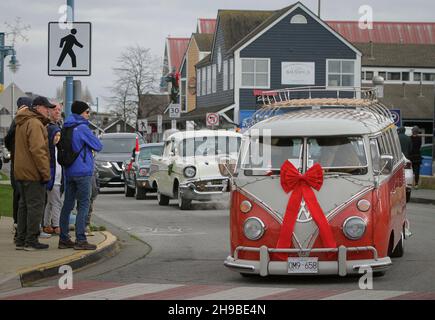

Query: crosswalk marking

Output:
[1, 281, 434, 300]
[189, 286, 294, 300]
[61, 283, 183, 300]
[323, 289, 410, 300]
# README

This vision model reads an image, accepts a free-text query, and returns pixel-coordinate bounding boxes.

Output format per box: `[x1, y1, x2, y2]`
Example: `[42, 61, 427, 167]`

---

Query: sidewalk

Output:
[0, 216, 119, 292]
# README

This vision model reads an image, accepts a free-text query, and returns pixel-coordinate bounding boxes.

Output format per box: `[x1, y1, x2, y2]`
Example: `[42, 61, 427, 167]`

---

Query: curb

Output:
[17, 231, 119, 286]
[409, 197, 435, 205]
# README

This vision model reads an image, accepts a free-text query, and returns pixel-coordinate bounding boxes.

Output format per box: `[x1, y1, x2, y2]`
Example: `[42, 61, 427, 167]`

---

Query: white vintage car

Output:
[149, 130, 242, 209]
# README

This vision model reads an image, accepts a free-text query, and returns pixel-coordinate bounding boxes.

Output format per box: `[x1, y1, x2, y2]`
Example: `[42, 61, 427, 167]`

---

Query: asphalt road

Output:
[74, 188, 435, 293]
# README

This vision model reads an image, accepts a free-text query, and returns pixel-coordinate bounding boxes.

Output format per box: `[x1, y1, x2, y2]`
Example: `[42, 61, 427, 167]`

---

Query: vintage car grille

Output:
[194, 179, 227, 192]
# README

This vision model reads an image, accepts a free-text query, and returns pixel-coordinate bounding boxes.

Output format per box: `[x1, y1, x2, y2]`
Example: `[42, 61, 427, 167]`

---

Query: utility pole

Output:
[0, 32, 17, 94]
[64, 0, 75, 119]
[318, 0, 321, 18]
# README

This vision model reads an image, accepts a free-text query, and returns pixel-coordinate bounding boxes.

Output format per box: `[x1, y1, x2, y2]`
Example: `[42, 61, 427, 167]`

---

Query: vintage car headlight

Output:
[240, 200, 252, 214]
[183, 166, 196, 178]
[139, 168, 149, 177]
[343, 217, 366, 240]
[243, 217, 265, 241]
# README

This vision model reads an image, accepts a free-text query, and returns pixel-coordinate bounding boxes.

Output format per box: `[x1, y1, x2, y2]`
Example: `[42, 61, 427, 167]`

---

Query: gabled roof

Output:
[197, 18, 217, 34]
[356, 42, 435, 68]
[166, 37, 190, 72]
[217, 9, 275, 53]
[327, 21, 435, 45]
[195, 53, 211, 68]
[193, 33, 213, 52]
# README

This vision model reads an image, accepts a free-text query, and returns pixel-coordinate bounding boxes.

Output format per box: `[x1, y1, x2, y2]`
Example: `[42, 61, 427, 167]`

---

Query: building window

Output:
[201, 68, 206, 96]
[212, 64, 217, 93]
[180, 79, 187, 112]
[290, 14, 308, 24]
[207, 66, 212, 94]
[229, 58, 234, 90]
[197, 69, 201, 97]
[378, 71, 386, 79]
[327, 60, 355, 87]
[387, 72, 401, 81]
[223, 60, 228, 91]
[402, 72, 410, 81]
[423, 72, 435, 81]
[241, 58, 270, 88]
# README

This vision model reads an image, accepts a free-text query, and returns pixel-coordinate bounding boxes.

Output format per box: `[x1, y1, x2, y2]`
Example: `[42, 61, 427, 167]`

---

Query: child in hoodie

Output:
[43, 124, 63, 235]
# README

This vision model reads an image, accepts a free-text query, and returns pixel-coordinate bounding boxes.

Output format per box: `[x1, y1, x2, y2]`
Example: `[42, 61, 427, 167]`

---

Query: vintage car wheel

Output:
[177, 190, 192, 210]
[391, 231, 405, 258]
[124, 183, 135, 197]
[136, 187, 147, 200]
[157, 190, 170, 206]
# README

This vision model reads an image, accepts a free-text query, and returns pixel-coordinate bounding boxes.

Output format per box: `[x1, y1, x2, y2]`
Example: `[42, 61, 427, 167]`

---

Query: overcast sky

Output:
[1, 0, 434, 112]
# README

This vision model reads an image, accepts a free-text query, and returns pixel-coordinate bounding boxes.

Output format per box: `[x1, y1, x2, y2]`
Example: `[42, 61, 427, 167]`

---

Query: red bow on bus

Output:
[275, 161, 336, 261]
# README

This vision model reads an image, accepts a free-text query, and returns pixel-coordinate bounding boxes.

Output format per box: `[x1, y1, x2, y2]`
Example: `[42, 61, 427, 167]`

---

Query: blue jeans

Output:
[60, 176, 92, 242]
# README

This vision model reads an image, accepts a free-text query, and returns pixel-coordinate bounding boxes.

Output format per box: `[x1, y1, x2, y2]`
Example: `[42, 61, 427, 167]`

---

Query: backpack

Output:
[57, 124, 85, 167]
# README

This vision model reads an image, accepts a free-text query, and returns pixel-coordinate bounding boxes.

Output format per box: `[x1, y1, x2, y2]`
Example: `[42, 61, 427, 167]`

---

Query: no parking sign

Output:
[390, 109, 401, 127]
[206, 113, 220, 127]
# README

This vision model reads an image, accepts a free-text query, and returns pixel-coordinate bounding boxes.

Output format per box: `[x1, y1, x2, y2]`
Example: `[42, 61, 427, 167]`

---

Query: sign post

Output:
[169, 103, 181, 118]
[137, 118, 148, 133]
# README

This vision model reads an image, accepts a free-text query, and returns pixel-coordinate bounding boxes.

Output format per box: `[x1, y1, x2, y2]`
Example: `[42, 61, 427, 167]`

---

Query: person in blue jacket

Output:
[58, 101, 103, 250]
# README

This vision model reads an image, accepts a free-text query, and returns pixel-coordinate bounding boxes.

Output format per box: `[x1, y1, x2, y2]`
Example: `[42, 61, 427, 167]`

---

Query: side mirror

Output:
[218, 156, 238, 177]
[380, 155, 394, 175]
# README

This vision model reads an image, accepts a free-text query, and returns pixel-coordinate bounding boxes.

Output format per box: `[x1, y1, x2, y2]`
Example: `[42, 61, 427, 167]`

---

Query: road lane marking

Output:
[190, 286, 294, 300]
[323, 290, 410, 300]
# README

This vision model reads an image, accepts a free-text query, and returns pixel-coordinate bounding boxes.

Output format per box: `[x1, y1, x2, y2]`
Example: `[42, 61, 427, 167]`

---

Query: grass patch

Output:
[0, 184, 13, 217]
[0, 171, 9, 181]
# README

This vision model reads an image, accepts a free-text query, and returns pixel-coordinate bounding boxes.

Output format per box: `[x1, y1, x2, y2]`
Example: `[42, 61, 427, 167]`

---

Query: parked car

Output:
[95, 132, 145, 188]
[149, 130, 242, 210]
[404, 157, 414, 202]
[123, 142, 164, 199]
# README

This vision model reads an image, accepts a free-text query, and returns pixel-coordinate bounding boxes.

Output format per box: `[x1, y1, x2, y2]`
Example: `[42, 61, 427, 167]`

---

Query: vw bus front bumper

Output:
[224, 245, 392, 277]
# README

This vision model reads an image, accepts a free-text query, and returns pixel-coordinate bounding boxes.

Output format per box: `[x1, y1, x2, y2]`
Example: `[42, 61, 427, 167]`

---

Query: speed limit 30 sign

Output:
[206, 113, 219, 127]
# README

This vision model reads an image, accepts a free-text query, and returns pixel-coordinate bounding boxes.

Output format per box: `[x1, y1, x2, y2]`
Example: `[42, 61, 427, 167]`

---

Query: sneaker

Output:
[24, 242, 49, 251]
[15, 243, 24, 250]
[39, 231, 52, 239]
[74, 241, 97, 251]
[58, 239, 75, 249]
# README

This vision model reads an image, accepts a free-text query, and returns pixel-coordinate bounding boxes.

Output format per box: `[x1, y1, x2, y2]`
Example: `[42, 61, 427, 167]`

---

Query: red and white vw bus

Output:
[224, 88, 409, 277]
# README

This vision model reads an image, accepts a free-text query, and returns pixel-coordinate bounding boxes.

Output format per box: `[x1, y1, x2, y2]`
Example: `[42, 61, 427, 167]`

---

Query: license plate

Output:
[288, 257, 319, 274]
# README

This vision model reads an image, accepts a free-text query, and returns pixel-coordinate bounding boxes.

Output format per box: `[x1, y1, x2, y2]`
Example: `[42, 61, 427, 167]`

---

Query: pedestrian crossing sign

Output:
[48, 22, 91, 76]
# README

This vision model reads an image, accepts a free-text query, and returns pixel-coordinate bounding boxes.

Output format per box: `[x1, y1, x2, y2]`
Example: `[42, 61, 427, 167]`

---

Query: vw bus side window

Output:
[240, 136, 303, 176]
[307, 136, 367, 174]
[370, 138, 381, 173]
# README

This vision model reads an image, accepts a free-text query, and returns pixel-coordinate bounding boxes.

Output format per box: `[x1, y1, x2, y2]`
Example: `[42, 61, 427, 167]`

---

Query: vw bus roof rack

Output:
[252, 86, 394, 125]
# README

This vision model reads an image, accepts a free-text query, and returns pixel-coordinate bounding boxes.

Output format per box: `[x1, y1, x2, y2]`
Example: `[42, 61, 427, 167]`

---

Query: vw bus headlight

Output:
[183, 166, 196, 178]
[243, 217, 265, 241]
[343, 217, 366, 240]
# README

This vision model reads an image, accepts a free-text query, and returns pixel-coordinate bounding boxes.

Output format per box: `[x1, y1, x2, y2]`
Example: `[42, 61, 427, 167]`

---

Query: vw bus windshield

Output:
[240, 136, 303, 175]
[307, 136, 367, 174]
[239, 135, 367, 176]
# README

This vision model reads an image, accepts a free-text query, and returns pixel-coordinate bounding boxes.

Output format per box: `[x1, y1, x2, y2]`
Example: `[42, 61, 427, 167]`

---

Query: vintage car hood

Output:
[182, 155, 224, 179]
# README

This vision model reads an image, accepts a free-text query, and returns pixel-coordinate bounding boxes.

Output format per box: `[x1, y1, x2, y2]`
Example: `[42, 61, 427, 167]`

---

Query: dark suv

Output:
[95, 133, 145, 188]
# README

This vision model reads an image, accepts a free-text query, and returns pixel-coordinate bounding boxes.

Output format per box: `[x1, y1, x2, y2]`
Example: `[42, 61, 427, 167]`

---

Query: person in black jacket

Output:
[409, 126, 422, 187]
[4, 97, 33, 240]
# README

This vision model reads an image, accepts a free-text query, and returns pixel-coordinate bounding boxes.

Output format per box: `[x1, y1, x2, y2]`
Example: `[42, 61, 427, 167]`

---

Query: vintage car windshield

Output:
[179, 136, 241, 157]
[100, 138, 136, 154]
[240, 136, 303, 174]
[138, 146, 163, 161]
[307, 136, 367, 172]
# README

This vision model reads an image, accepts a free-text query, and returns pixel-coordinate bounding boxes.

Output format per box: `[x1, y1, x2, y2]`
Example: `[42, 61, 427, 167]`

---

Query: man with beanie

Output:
[4, 97, 33, 241]
[14, 96, 55, 251]
[59, 100, 102, 250]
